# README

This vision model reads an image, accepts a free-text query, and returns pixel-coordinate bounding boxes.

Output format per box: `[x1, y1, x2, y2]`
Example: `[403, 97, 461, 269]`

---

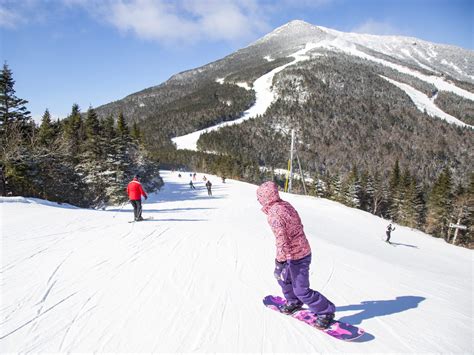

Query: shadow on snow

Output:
[336, 296, 425, 342]
[337, 296, 426, 325]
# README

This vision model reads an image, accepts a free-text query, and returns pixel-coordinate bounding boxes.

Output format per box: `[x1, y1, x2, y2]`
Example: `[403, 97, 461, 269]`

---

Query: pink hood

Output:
[257, 182, 311, 262]
[257, 181, 281, 213]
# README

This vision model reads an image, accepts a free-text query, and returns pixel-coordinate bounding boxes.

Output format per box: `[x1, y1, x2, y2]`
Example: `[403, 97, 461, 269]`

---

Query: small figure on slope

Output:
[206, 180, 212, 196]
[386, 223, 396, 243]
[127, 174, 147, 221]
[256, 181, 336, 329]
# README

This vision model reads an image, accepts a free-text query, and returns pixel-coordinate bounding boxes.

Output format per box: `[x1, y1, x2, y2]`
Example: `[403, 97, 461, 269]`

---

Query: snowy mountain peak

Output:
[254, 19, 331, 46]
[276, 19, 318, 31]
[252, 20, 473, 84]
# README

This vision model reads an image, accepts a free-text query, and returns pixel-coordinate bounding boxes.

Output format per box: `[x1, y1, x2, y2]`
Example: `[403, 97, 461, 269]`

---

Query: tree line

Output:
[297, 160, 472, 247]
[0, 63, 162, 207]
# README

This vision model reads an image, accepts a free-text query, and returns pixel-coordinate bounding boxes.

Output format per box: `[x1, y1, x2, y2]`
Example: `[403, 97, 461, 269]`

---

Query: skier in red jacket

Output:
[127, 175, 147, 221]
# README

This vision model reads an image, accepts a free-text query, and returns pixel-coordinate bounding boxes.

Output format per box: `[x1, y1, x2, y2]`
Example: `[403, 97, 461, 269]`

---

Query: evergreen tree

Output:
[414, 181, 426, 228]
[83, 106, 101, 158]
[117, 112, 129, 139]
[0, 63, 33, 196]
[100, 114, 117, 159]
[359, 170, 370, 211]
[400, 176, 417, 228]
[0, 62, 31, 135]
[131, 121, 142, 142]
[388, 159, 402, 221]
[371, 171, 388, 216]
[38, 109, 55, 146]
[314, 174, 325, 198]
[426, 167, 453, 239]
[115, 112, 132, 175]
[62, 104, 83, 159]
[102, 115, 116, 141]
[330, 173, 343, 202]
[343, 166, 361, 208]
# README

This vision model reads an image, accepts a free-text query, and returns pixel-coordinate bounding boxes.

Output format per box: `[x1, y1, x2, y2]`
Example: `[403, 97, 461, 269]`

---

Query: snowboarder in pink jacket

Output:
[257, 181, 336, 329]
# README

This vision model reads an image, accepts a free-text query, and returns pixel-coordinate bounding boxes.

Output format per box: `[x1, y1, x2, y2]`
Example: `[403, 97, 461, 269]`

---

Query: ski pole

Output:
[112, 201, 127, 218]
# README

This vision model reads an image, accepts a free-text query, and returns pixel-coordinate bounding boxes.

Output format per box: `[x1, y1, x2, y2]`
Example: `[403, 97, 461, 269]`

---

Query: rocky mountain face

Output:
[95, 20, 473, 183]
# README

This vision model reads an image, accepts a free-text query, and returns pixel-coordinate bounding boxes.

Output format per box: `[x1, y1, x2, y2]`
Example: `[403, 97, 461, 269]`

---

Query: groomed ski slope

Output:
[1, 171, 472, 353]
[172, 43, 318, 151]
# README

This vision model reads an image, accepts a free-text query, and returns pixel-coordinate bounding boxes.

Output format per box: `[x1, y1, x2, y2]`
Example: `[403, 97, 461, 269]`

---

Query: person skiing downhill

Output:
[257, 181, 336, 329]
[127, 175, 147, 221]
[206, 180, 212, 196]
[386, 223, 395, 243]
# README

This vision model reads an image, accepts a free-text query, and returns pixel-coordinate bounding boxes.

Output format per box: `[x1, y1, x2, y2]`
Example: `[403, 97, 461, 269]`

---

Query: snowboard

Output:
[128, 217, 154, 223]
[263, 295, 365, 341]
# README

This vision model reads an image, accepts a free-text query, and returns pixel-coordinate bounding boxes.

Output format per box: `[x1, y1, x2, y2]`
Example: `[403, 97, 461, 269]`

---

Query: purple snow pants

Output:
[277, 254, 336, 315]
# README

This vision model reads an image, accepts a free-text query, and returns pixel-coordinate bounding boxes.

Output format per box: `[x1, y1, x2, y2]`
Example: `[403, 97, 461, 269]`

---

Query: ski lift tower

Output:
[288, 129, 295, 193]
[284, 129, 295, 193]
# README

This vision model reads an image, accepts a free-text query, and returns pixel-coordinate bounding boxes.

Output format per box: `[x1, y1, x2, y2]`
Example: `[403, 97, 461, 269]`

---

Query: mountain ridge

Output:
[94, 20, 473, 186]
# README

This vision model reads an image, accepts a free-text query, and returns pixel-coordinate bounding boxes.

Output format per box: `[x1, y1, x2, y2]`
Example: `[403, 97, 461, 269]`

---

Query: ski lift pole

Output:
[284, 159, 291, 192]
[296, 152, 307, 195]
[288, 129, 295, 193]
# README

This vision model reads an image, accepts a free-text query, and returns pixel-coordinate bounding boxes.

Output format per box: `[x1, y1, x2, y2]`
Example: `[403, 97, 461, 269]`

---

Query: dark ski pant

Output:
[386, 231, 391, 242]
[130, 199, 143, 220]
[277, 254, 336, 315]
[207, 188, 212, 196]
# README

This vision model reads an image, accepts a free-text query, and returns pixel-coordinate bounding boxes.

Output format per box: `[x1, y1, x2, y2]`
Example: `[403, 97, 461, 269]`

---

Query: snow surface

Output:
[172, 43, 318, 151]
[1, 171, 472, 353]
[380, 76, 473, 128]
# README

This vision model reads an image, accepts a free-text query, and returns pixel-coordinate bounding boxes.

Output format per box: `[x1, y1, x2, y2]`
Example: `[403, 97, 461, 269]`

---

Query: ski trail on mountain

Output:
[172, 43, 318, 151]
[319, 39, 474, 101]
[380, 75, 472, 128]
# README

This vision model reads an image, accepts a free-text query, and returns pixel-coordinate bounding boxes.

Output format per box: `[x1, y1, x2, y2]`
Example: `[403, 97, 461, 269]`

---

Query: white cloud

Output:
[0, 4, 24, 28]
[0, 0, 51, 29]
[352, 19, 403, 36]
[75, 0, 271, 44]
[281, 0, 333, 7]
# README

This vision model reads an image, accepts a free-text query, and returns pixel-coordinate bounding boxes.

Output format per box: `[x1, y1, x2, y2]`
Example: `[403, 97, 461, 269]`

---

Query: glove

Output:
[144, 195, 148, 200]
[274, 259, 287, 281]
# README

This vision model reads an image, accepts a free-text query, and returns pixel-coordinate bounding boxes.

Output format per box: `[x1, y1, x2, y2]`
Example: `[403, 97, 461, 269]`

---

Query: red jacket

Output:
[127, 178, 147, 201]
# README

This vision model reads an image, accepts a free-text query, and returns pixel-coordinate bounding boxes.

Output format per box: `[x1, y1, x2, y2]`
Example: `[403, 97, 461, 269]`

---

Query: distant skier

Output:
[222, 176, 226, 183]
[127, 175, 147, 221]
[386, 223, 396, 243]
[206, 180, 212, 196]
[257, 181, 336, 329]
[189, 179, 196, 190]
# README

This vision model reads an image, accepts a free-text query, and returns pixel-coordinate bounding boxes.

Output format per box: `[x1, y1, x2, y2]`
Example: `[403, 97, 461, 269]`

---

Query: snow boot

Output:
[279, 301, 303, 314]
[314, 313, 335, 329]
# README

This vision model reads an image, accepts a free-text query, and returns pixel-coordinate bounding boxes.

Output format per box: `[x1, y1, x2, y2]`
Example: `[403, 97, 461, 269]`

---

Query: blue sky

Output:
[1, 0, 472, 121]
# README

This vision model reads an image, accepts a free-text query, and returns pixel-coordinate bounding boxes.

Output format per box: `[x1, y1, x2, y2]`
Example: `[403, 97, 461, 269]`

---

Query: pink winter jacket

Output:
[257, 181, 311, 262]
